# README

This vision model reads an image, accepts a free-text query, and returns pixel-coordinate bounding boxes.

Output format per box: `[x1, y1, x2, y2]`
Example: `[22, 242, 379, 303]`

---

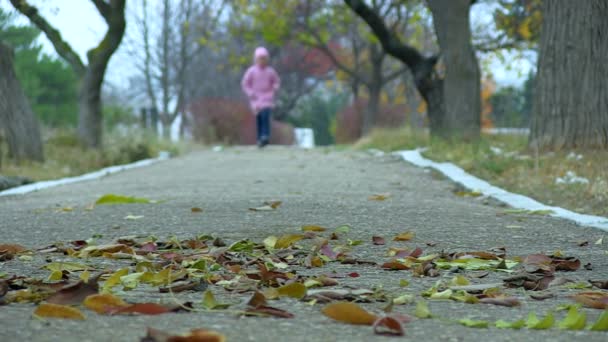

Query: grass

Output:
[0, 128, 189, 182]
[356, 127, 608, 217]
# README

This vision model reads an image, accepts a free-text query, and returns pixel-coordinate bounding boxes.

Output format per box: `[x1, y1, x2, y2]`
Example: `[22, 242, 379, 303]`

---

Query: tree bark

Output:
[530, 0, 608, 150]
[427, 0, 481, 141]
[0, 42, 44, 162]
[10, 0, 127, 148]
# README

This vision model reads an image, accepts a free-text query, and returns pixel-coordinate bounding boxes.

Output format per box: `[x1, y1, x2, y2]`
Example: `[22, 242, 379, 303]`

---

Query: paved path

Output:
[0, 147, 606, 341]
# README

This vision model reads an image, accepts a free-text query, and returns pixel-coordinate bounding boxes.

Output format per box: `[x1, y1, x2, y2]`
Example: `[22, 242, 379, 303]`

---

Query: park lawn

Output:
[0, 129, 187, 182]
[357, 127, 608, 217]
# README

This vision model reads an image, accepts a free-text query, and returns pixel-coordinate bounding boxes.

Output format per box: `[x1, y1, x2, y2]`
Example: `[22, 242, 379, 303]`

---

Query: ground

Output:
[0, 147, 606, 341]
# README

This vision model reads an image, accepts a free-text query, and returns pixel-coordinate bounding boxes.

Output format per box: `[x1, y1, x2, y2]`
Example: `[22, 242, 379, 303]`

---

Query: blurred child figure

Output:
[241, 47, 281, 147]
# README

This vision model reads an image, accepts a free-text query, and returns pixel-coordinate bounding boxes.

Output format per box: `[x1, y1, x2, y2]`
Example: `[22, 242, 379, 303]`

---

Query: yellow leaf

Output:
[80, 270, 90, 283]
[414, 301, 432, 318]
[83, 294, 128, 314]
[275, 234, 304, 249]
[33, 303, 85, 320]
[394, 231, 415, 241]
[277, 282, 307, 299]
[47, 270, 64, 282]
[301, 225, 327, 232]
[263, 236, 278, 249]
[369, 194, 390, 201]
[321, 302, 378, 325]
[102, 268, 129, 292]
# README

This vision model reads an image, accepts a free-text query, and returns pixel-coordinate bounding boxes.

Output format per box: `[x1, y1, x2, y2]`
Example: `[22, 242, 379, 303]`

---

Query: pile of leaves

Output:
[1, 195, 607, 338]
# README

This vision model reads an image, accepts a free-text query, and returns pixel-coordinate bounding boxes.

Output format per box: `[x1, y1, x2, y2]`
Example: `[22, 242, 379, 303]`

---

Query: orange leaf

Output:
[393, 232, 415, 241]
[373, 316, 405, 336]
[83, 294, 129, 314]
[301, 225, 327, 232]
[33, 303, 85, 320]
[321, 302, 378, 325]
[0, 244, 27, 254]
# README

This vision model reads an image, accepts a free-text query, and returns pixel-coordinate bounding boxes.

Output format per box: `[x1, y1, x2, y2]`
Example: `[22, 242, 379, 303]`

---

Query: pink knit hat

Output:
[254, 46, 269, 59]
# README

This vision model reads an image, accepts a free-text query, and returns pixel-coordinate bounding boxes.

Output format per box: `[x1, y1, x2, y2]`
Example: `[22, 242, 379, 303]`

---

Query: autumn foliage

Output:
[335, 98, 409, 143]
[189, 98, 294, 145]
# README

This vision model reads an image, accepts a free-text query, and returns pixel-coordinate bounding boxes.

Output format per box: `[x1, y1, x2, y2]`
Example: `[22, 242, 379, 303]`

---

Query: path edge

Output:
[0, 154, 170, 197]
[395, 149, 608, 232]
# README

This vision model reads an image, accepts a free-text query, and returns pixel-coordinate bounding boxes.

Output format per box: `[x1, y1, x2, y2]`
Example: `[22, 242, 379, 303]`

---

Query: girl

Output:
[241, 47, 281, 147]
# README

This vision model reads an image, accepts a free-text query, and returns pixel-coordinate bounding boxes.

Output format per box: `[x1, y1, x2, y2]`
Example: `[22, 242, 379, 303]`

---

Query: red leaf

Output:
[348, 272, 360, 278]
[140, 242, 157, 252]
[381, 260, 409, 270]
[373, 316, 405, 336]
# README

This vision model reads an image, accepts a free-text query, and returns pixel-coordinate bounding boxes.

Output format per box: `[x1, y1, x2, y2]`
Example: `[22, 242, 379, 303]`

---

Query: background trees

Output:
[9, 0, 126, 148]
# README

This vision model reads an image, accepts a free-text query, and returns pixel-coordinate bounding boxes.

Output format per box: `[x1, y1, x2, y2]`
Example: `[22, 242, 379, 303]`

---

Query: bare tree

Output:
[0, 42, 44, 162]
[10, 0, 127, 148]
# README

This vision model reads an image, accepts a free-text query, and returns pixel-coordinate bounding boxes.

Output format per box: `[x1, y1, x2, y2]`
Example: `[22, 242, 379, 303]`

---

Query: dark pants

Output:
[256, 108, 271, 143]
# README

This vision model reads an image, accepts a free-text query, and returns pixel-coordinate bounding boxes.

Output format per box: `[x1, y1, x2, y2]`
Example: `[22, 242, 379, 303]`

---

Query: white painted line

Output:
[0, 153, 170, 197]
[396, 149, 608, 232]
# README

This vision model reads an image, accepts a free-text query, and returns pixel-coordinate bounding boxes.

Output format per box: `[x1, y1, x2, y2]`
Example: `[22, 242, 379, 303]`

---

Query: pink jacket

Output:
[241, 64, 281, 114]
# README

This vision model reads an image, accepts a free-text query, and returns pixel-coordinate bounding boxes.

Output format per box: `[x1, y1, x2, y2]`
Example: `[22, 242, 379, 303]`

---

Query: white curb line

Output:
[396, 149, 608, 232]
[0, 153, 170, 197]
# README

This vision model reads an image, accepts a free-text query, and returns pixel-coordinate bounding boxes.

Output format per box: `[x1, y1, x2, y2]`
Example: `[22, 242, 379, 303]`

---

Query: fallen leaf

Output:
[47, 280, 99, 305]
[319, 244, 338, 260]
[459, 319, 489, 328]
[557, 305, 586, 330]
[201, 290, 230, 310]
[394, 231, 415, 241]
[124, 215, 144, 220]
[141, 327, 226, 342]
[529, 292, 555, 300]
[43, 262, 90, 273]
[102, 268, 129, 292]
[526, 312, 555, 329]
[245, 305, 294, 318]
[495, 319, 525, 329]
[414, 301, 432, 319]
[334, 225, 351, 234]
[373, 316, 405, 336]
[479, 297, 521, 307]
[274, 235, 304, 249]
[277, 282, 307, 299]
[84, 293, 129, 314]
[589, 279, 608, 289]
[590, 310, 608, 331]
[381, 260, 409, 271]
[369, 194, 390, 201]
[95, 194, 153, 205]
[321, 302, 378, 325]
[594, 236, 604, 245]
[34, 303, 85, 320]
[571, 292, 608, 309]
[0, 244, 27, 254]
[301, 225, 327, 232]
[191, 207, 203, 213]
[110, 303, 177, 315]
[372, 236, 386, 245]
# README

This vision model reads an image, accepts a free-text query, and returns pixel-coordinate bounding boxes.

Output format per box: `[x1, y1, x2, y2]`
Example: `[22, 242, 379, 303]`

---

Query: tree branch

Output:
[9, 0, 86, 75]
[91, 0, 112, 22]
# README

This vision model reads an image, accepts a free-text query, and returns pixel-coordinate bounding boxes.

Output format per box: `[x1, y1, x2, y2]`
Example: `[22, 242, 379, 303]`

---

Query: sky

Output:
[1, 0, 535, 88]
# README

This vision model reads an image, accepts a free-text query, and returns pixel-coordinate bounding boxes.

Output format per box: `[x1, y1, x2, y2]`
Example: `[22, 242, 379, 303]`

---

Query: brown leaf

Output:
[301, 225, 327, 232]
[33, 303, 85, 320]
[393, 231, 415, 241]
[191, 207, 203, 213]
[321, 302, 378, 325]
[247, 291, 267, 308]
[245, 305, 294, 318]
[372, 236, 386, 245]
[381, 260, 409, 271]
[571, 292, 608, 309]
[159, 280, 207, 293]
[553, 258, 580, 271]
[589, 280, 608, 289]
[395, 247, 423, 258]
[425, 241, 437, 247]
[373, 316, 405, 336]
[46, 279, 99, 305]
[0, 244, 27, 254]
[0, 279, 8, 298]
[479, 297, 521, 307]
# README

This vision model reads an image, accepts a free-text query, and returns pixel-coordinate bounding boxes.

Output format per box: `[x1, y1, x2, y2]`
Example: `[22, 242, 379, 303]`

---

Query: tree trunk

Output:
[78, 69, 103, 148]
[0, 42, 44, 162]
[427, 0, 481, 141]
[530, 0, 608, 150]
